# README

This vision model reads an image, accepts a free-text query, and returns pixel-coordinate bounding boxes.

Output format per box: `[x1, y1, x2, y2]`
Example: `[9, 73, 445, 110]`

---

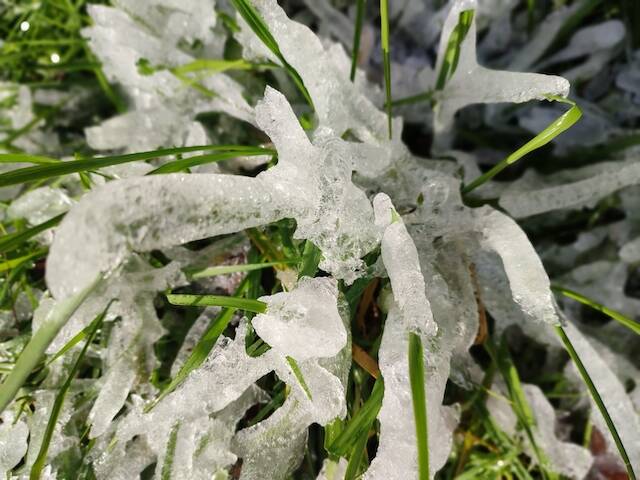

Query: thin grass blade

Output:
[555, 325, 636, 480]
[0, 213, 65, 254]
[462, 96, 582, 194]
[147, 147, 273, 174]
[328, 376, 384, 457]
[552, 285, 640, 336]
[166, 294, 266, 313]
[0, 145, 270, 187]
[350, 0, 367, 82]
[435, 10, 475, 91]
[229, 0, 314, 109]
[189, 260, 297, 280]
[408, 332, 429, 480]
[380, 0, 392, 139]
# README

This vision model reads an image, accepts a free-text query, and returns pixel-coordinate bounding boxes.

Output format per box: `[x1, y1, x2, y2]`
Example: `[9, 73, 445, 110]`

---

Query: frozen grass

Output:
[0, 0, 638, 479]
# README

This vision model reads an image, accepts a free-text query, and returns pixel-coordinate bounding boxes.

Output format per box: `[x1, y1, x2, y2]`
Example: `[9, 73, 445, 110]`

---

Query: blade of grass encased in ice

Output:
[286, 355, 312, 400]
[350, 0, 367, 82]
[435, 10, 474, 91]
[0, 273, 103, 415]
[408, 332, 429, 480]
[30, 305, 108, 480]
[552, 285, 640, 335]
[229, 0, 314, 109]
[490, 338, 557, 480]
[555, 325, 636, 480]
[160, 422, 180, 480]
[462, 96, 582, 194]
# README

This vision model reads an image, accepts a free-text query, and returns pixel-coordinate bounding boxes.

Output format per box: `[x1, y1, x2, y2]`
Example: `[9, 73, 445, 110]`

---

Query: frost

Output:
[500, 159, 640, 218]
[0, 411, 29, 472]
[7, 186, 73, 225]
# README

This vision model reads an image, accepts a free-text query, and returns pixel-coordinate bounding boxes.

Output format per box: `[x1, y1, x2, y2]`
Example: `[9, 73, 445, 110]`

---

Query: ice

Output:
[499, 159, 640, 218]
[93, 278, 350, 479]
[473, 208, 559, 325]
[365, 194, 453, 480]
[620, 236, 640, 263]
[7, 186, 73, 225]
[486, 382, 593, 478]
[373, 193, 436, 337]
[316, 457, 348, 480]
[83, 2, 254, 154]
[433, 0, 569, 150]
[47, 87, 378, 300]
[0, 411, 29, 473]
[561, 316, 640, 472]
[537, 21, 625, 83]
[253, 277, 346, 360]
[238, 0, 390, 143]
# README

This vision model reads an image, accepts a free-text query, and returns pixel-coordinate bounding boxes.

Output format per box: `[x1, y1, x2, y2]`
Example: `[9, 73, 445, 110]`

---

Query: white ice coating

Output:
[365, 194, 451, 480]
[0, 412, 29, 473]
[486, 382, 593, 478]
[500, 159, 640, 218]
[7, 186, 73, 225]
[83, 1, 254, 153]
[238, 0, 390, 143]
[93, 278, 350, 480]
[253, 277, 346, 361]
[473, 208, 559, 325]
[433, 0, 570, 150]
[46, 87, 378, 299]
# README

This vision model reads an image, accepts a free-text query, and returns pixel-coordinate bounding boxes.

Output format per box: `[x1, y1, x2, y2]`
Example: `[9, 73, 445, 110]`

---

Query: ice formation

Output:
[2, 0, 639, 478]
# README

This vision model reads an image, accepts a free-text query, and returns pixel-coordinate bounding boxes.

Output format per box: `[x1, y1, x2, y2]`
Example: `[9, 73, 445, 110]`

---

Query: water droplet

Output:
[20, 21, 30, 32]
[50, 52, 61, 64]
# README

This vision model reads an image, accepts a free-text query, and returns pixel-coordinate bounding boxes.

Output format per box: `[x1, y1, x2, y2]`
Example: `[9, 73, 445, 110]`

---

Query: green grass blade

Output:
[435, 10, 475, 91]
[551, 285, 640, 336]
[328, 376, 384, 457]
[0, 153, 58, 165]
[147, 148, 273, 174]
[344, 429, 369, 480]
[0, 145, 268, 187]
[229, 0, 314, 109]
[408, 332, 429, 480]
[286, 355, 312, 400]
[391, 90, 433, 108]
[380, 0, 392, 139]
[462, 96, 582, 194]
[0, 249, 47, 273]
[555, 325, 636, 480]
[350, 0, 367, 82]
[166, 294, 266, 313]
[0, 273, 103, 414]
[0, 213, 65, 254]
[189, 260, 297, 280]
[172, 58, 256, 75]
[30, 305, 107, 480]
